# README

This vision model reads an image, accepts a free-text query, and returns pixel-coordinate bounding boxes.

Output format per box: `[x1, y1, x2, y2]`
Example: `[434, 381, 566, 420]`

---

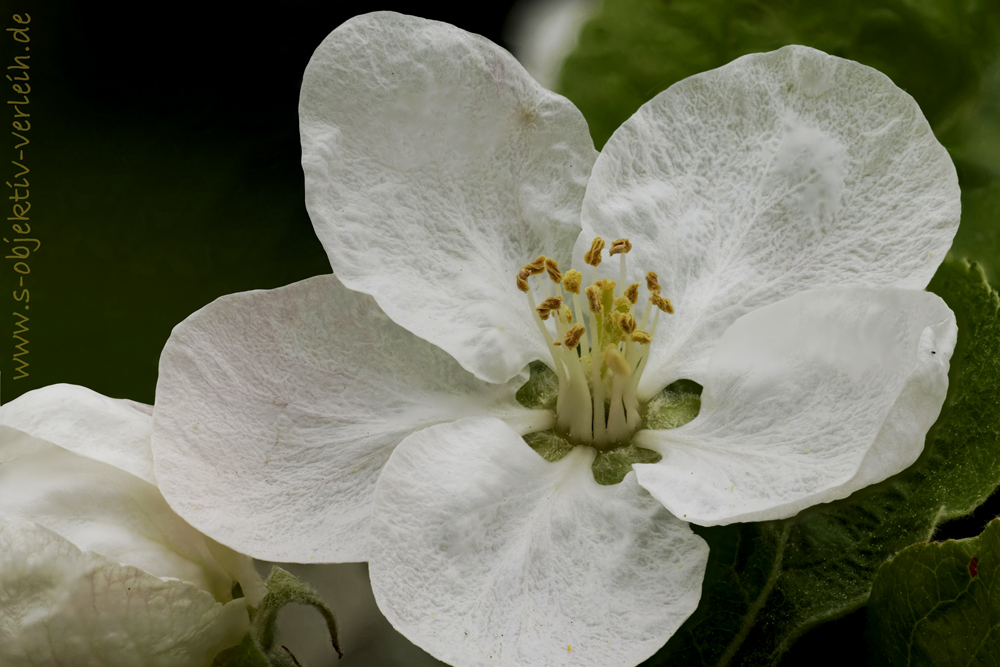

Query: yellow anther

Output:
[594, 278, 617, 293]
[609, 238, 632, 256]
[651, 293, 674, 314]
[563, 306, 573, 324]
[562, 269, 582, 294]
[608, 310, 623, 328]
[603, 345, 631, 376]
[526, 256, 546, 274]
[619, 313, 637, 335]
[544, 257, 562, 283]
[563, 324, 586, 349]
[584, 237, 605, 267]
[536, 296, 563, 320]
[646, 271, 661, 295]
[585, 285, 603, 313]
[613, 296, 631, 311]
[516, 267, 531, 293]
[631, 330, 652, 344]
[624, 282, 640, 304]
[517, 257, 548, 293]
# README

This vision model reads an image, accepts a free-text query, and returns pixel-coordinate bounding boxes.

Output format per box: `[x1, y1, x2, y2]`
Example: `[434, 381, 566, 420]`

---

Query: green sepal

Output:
[253, 567, 342, 661]
[867, 518, 1000, 666]
[592, 443, 661, 485]
[515, 361, 559, 411]
[518, 364, 698, 483]
[642, 380, 702, 431]
[214, 566, 342, 667]
[640, 258, 1000, 666]
[213, 633, 271, 667]
[524, 429, 576, 463]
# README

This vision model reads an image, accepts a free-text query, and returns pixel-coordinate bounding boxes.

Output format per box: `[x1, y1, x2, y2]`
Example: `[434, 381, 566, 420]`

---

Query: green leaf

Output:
[561, 0, 1000, 172]
[950, 182, 1000, 283]
[640, 258, 1000, 666]
[867, 517, 1000, 666]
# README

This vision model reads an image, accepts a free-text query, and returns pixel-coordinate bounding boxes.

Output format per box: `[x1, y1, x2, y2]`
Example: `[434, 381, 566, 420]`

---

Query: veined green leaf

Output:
[642, 259, 1000, 666]
[867, 518, 1000, 666]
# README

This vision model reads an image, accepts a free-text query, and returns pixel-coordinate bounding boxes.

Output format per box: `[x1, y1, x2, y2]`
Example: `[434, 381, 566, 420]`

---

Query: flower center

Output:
[516, 237, 674, 451]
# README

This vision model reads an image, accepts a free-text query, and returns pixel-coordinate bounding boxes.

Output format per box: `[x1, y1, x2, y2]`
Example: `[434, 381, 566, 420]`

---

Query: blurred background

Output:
[4, 1, 998, 665]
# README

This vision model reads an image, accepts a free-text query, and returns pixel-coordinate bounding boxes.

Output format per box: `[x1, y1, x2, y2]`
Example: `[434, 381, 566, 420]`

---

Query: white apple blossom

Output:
[0, 384, 266, 667]
[150, 12, 959, 667]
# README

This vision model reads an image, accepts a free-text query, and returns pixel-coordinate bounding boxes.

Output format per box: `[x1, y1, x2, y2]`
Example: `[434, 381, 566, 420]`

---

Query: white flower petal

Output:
[0, 425, 242, 602]
[582, 45, 960, 396]
[0, 383, 155, 484]
[153, 274, 545, 563]
[0, 518, 249, 667]
[370, 417, 709, 667]
[634, 286, 956, 524]
[300, 11, 598, 384]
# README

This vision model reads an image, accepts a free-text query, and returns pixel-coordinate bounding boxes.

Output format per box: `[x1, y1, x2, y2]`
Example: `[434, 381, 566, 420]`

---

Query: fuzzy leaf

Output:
[639, 258, 1000, 666]
[867, 518, 1000, 666]
[561, 0, 1000, 176]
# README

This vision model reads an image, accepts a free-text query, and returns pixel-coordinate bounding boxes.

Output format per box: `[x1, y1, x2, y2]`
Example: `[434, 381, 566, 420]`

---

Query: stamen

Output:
[619, 313, 637, 335]
[594, 278, 616, 292]
[651, 294, 674, 314]
[608, 238, 632, 256]
[536, 296, 563, 320]
[585, 285, 603, 313]
[563, 270, 588, 351]
[610, 239, 631, 287]
[603, 345, 631, 442]
[646, 271, 661, 294]
[631, 330, 651, 344]
[624, 282, 639, 304]
[562, 269, 582, 294]
[563, 306, 573, 324]
[544, 257, 562, 283]
[563, 324, 586, 349]
[588, 305, 607, 443]
[584, 238, 605, 267]
[516, 268, 530, 293]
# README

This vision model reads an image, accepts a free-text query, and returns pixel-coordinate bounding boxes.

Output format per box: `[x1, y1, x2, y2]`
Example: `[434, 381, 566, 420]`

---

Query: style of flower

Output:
[0, 384, 266, 667]
[150, 12, 959, 667]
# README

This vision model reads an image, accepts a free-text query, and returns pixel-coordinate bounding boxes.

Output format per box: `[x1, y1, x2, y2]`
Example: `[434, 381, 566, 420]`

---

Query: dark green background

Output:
[0, 1, 520, 406]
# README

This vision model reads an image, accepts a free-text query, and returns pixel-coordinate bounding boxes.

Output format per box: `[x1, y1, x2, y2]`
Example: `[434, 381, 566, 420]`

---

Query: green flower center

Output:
[516, 362, 702, 484]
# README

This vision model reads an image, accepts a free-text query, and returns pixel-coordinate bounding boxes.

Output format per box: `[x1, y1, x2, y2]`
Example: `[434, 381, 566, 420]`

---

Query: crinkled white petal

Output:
[370, 417, 708, 667]
[0, 387, 265, 606]
[0, 383, 155, 484]
[0, 424, 247, 603]
[582, 44, 960, 396]
[634, 286, 956, 525]
[0, 518, 249, 667]
[300, 11, 597, 384]
[153, 274, 546, 563]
